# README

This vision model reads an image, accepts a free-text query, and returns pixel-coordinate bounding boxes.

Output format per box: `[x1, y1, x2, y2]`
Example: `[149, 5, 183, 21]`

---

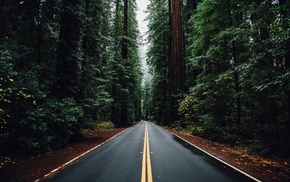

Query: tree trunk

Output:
[228, 0, 241, 125]
[122, 0, 128, 60]
[120, 0, 129, 124]
[110, 0, 120, 125]
[169, 0, 184, 123]
[167, 0, 172, 125]
[53, 0, 83, 99]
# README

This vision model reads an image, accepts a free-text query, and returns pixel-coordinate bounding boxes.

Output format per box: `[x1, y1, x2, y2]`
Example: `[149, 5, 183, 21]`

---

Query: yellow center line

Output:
[141, 122, 153, 182]
[141, 125, 147, 181]
[146, 123, 153, 182]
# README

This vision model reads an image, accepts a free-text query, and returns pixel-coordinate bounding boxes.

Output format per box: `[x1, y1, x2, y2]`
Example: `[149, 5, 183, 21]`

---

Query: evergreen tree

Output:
[147, 0, 170, 124]
[0, 0, 142, 153]
[109, 0, 141, 125]
[177, 0, 290, 156]
[169, 0, 185, 123]
[53, 0, 84, 99]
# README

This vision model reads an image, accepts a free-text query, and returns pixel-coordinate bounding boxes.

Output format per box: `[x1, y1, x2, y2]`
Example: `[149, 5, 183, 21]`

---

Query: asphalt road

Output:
[42, 121, 259, 182]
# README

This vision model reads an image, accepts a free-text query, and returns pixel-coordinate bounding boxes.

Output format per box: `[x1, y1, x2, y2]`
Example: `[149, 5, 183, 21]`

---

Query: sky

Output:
[136, 0, 149, 42]
[136, 0, 151, 83]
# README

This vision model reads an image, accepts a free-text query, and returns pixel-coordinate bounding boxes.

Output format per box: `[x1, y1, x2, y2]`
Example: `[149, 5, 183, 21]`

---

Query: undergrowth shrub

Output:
[190, 122, 240, 144]
[16, 98, 83, 154]
[96, 121, 115, 129]
[187, 121, 290, 158]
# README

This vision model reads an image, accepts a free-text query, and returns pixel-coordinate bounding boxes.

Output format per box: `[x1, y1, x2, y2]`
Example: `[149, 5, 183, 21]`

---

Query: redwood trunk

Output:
[121, 0, 129, 123]
[170, 0, 184, 122]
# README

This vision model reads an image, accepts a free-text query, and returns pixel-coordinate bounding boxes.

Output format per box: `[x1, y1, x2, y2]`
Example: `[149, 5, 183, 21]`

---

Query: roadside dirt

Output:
[0, 128, 127, 182]
[168, 129, 290, 182]
[1, 124, 289, 182]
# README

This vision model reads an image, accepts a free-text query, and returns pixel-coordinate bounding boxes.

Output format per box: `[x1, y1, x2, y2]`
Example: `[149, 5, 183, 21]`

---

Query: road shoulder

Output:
[0, 127, 128, 182]
[164, 127, 290, 181]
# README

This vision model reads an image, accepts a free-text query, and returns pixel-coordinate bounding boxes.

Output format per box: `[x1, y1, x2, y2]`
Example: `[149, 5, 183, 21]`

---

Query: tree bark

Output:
[53, 0, 82, 99]
[122, 0, 128, 60]
[228, 0, 241, 125]
[169, 0, 184, 123]
[111, 0, 120, 125]
[121, 0, 129, 124]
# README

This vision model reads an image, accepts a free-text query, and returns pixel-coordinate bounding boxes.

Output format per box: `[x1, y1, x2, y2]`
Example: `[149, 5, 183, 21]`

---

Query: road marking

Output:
[141, 126, 147, 181]
[141, 122, 153, 182]
[172, 134, 261, 182]
[35, 127, 131, 182]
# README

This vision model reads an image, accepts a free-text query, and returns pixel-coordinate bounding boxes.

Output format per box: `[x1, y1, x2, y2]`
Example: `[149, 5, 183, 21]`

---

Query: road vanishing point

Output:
[41, 121, 260, 182]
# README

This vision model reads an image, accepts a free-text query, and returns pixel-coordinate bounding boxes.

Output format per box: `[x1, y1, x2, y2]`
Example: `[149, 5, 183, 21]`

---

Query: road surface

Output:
[42, 121, 259, 182]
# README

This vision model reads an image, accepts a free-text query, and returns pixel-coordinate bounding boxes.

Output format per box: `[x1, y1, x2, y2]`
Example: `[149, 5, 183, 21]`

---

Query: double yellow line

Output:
[141, 122, 153, 182]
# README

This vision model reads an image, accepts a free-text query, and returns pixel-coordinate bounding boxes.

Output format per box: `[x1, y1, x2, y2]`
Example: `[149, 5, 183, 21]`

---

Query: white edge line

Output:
[35, 127, 132, 182]
[171, 133, 262, 182]
[148, 122, 262, 182]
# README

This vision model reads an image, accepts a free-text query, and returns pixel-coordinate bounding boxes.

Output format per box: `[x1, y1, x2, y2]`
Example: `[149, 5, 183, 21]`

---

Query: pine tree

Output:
[109, 0, 141, 125]
[147, 0, 170, 124]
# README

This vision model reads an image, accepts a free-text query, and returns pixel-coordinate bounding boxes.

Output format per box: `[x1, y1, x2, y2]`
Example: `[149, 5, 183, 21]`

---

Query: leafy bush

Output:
[251, 123, 290, 157]
[80, 121, 115, 138]
[0, 50, 16, 149]
[0, 76, 12, 145]
[178, 94, 198, 122]
[16, 98, 83, 153]
[187, 121, 290, 158]
[96, 121, 115, 130]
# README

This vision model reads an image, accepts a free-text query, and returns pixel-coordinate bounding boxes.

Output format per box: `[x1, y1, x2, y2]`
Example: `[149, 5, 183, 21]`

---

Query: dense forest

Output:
[0, 0, 142, 154]
[1, 0, 289, 161]
[144, 0, 290, 158]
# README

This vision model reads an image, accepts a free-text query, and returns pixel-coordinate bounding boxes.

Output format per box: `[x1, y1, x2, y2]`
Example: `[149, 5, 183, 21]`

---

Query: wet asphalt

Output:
[42, 121, 257, 182]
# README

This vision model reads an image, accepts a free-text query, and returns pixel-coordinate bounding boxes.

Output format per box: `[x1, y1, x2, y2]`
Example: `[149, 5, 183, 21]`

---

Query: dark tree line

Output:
[0, 0, 141, 154]
[145, 0, 290, 157]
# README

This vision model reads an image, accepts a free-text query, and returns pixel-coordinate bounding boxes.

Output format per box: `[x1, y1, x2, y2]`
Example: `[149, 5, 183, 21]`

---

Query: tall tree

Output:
[53, 0, 83, 99]
[169, 0, 184, 123]
[147, 0, 170, 124]
[120, 0, 129, 123]
[110, 0, 141, 125]
[227, 0, 241, 124]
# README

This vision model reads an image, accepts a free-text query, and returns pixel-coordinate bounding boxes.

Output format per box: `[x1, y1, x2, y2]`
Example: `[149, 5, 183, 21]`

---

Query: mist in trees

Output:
[0, 0, 141, 154]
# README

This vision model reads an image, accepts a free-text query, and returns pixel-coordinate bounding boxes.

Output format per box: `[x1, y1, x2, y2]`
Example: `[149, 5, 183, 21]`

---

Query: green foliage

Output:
[96, 121, 115, 129]
[0, 0, 142, 155]
[146, 0, 170, 124]
[178, 93, 197, 121]
[108, 0, 142, 125]
[80, 121, 115, 138]
[0, 76, 12, 144]
[172, 0, 290, 159]
[172, 121, 289, 157]
[17, 98, 83, 153]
